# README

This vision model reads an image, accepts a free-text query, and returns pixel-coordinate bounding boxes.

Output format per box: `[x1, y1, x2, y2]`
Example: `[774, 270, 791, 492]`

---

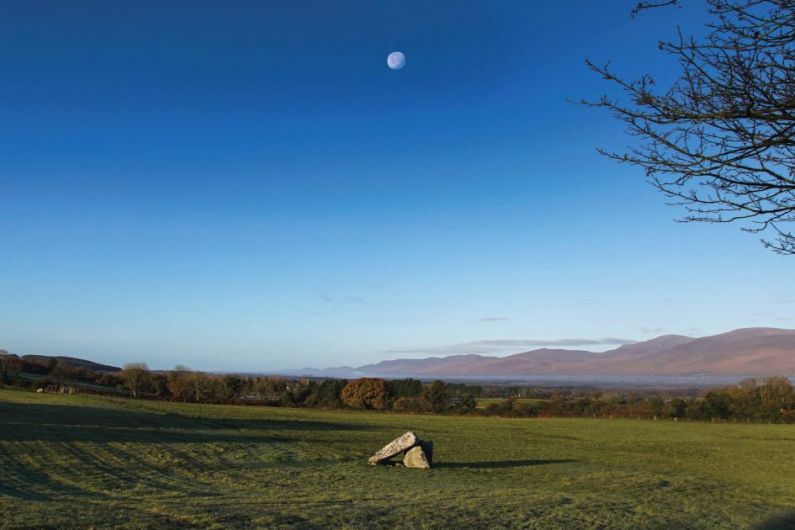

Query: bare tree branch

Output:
[585, 0, 795, 254]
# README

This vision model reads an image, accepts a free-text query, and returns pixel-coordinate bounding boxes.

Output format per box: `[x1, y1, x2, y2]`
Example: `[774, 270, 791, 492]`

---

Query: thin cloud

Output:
[640, 327, 666, 335]
[319, 294, 364, 304]
[477, 317, 510, 322]
[384, 337, 636, 357]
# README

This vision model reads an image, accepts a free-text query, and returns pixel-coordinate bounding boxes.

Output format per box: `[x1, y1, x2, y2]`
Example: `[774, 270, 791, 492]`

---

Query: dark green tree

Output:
[702, 391, 732, 419]
[669, 398, 687, 419]
[457, 394, 478, 414]
[0, 355, 22, 385]
[387, 378, 424, 398]
[222, 375, 245, 402]
[423, 380, 450, 413]
[649, 397, 665, 418]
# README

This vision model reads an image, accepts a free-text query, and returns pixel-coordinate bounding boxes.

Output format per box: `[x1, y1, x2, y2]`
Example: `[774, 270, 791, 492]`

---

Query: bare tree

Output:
[121, 363, 150, 398]
[51, 360, 75, 387]
[584, 0, 795, 254]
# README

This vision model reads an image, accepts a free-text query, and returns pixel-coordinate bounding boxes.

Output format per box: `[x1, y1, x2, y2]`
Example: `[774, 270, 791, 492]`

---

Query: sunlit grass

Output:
[1, 388, 794, 528]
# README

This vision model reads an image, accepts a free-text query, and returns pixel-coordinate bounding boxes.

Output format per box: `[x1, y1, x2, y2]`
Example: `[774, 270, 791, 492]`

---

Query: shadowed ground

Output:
[1, 389, 794, 529]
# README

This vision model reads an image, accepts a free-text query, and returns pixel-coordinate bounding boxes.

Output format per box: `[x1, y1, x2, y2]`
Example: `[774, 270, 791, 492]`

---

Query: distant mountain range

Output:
[293, 328, 795, 378]
[5, 328, 794, 380]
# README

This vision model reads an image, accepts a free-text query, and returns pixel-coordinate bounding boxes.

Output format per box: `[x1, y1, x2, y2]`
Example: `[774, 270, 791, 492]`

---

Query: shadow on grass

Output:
[0, 443, 104, 501]
[0, 482, 50, 501]
[0, 401, 374, 444]
[753, 511, 795, 530]
[435, 459, 577, 469]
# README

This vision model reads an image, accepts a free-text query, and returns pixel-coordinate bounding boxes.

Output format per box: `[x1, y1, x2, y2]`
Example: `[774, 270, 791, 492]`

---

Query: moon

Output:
[387, 51, 405, 70]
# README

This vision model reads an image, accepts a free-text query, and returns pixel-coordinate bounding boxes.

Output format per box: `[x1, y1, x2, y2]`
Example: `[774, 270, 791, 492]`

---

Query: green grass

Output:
[1, 389, 794, 529]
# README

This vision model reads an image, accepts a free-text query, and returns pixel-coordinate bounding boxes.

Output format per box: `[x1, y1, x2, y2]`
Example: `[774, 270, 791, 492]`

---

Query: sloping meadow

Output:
[0, 389, 794, 528]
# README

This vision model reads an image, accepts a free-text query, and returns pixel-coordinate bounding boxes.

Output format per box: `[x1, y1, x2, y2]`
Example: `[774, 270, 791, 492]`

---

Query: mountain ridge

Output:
[304, 328, 795, 378]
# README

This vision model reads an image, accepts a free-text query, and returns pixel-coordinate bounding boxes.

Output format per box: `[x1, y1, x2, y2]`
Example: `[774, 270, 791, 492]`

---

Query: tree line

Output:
[1, 354, 793, 423]
[480, 377, 795, 423]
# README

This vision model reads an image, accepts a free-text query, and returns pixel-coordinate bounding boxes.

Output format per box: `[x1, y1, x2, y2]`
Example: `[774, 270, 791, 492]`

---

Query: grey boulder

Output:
[367, 431, 419, 465]
[403, 446, 431, 469]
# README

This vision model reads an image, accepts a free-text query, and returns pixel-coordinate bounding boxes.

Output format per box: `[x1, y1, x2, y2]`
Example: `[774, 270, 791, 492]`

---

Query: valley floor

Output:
[1, 389, 794, 529]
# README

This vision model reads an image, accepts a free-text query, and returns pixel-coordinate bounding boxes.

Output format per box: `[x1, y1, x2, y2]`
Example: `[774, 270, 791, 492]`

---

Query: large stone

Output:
[402, 446, 431, 469]
[367, 431, 418, 465]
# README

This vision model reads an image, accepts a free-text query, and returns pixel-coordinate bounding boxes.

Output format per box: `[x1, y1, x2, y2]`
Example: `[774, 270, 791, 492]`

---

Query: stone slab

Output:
[367, 431, 418, 465]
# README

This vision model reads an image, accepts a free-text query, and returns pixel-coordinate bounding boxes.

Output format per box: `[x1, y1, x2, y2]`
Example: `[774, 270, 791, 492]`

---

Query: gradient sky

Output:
[2, 1, 793, 371]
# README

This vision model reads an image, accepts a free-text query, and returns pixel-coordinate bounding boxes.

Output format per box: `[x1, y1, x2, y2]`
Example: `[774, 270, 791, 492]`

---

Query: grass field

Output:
[475, 397, 546, 409]
[1, 389, 794, 529]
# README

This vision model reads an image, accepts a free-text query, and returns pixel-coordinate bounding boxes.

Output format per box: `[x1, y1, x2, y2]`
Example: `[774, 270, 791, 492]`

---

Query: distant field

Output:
[475, 397, 546, 409]
[1, 389, 794, 529]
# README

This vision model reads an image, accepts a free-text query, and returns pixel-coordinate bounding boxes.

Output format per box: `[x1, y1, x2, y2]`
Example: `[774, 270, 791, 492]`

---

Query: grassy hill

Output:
[17, 354, 120, 373]
[1, 389, 794, 529]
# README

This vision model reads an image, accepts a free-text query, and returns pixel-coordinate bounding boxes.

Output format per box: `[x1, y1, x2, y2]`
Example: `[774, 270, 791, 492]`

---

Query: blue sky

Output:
[2, 1, 793, 371]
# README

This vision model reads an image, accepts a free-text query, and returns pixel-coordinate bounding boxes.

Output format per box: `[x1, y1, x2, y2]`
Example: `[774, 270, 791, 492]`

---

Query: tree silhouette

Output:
[585, 0, 795, 254]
